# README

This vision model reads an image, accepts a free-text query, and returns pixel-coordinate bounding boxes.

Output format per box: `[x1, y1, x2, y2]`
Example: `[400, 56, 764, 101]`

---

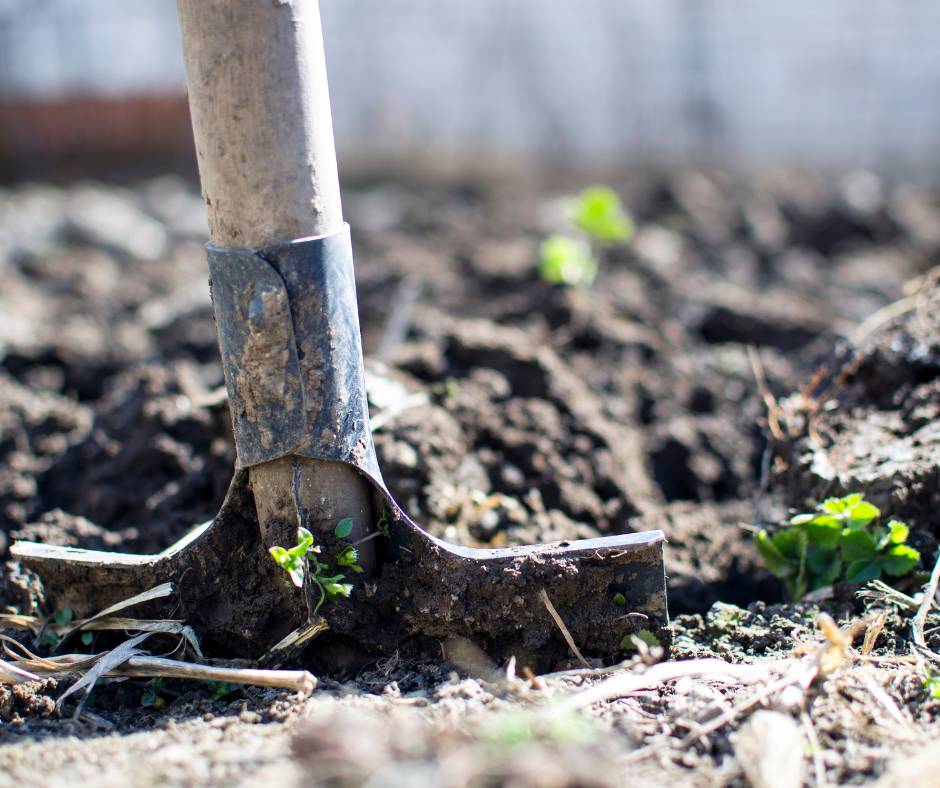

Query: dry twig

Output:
[539, 589, 589, 668]
[912, 549, 940, 652]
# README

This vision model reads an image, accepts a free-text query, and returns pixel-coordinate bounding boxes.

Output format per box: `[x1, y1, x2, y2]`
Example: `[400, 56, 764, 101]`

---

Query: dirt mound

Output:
[770, 280, 940, 560]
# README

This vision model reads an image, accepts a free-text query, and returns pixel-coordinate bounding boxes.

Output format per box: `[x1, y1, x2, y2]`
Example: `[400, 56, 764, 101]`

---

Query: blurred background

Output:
[2, 0, 940, 179]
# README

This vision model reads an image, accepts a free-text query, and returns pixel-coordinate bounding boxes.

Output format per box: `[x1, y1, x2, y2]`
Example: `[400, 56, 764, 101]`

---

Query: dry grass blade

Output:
[61, 582, 175, 639]
[747, 344, 785, 439]
[0, 657, 41, 685]
[2, 633, 101, 675]
[555, 658, 782, 714]
[0, 613, 41, 632]
[862, 611, 888, 656]
[800, 711, 827, 788]
[114, 656, 317, 694]
[265, 618, 328, 660]
[539, 589, 589, 668]
[912, 549, 940, 652]
[55, 632, 153, 717]
[80, 617, 203, 659]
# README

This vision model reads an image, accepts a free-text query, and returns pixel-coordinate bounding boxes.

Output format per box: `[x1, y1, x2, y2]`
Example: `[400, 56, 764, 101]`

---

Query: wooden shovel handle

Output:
[177, 0, 375, 563]
[177, 0, 342, 247]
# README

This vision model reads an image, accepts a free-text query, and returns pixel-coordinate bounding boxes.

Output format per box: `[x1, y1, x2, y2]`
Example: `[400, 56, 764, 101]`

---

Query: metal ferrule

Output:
[207, 224, 382, 482]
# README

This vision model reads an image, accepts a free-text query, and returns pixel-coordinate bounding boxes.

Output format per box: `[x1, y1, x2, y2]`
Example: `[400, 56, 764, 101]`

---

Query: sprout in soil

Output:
[269, 521, 362, 616]
[755, 493, 921, 600]
[539, 185, 634, 287]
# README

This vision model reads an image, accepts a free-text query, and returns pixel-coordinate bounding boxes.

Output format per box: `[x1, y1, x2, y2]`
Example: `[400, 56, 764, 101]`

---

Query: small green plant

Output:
[755, 493, 920, 600]
[619, 628, 661, 652]
[539, 235, 597, 287]
[141, 678, 166, 709]
[269, 521, 362, 616]
[568, 186, 634, 243]
[539, 186, 633, 287]
[375, 510, 390, 539]
[206, 681, 239, 701]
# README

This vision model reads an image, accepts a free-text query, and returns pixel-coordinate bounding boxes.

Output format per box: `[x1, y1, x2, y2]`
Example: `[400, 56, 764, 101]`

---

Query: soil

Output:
[1, 169, 940, 785]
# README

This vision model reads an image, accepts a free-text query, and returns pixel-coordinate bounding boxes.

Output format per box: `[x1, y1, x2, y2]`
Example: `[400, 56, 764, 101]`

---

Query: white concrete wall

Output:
[1, 0, 939, 172]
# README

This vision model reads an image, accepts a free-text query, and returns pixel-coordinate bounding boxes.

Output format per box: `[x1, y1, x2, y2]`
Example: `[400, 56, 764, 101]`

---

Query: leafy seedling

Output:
[539, 186, 634, 288]
[539, 235, 598, 287]
[619, 628, 661, 652]
[141, 678, 166, 709]
[756, 493, 920, 599]
[269, 526, 317, 589]
[375, 510, 390, 539]
[206, 681, 239, 701]
[566, 186, 633, 244]
[269, 521, 363, 616]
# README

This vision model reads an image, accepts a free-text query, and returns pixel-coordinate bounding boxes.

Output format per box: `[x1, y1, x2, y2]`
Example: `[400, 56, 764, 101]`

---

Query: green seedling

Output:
[269, 526, 317, 588]
[206, 681, 239, 701]
[539, 185, 634, 287]
[619, 628, 661, 652]
[755, 493, 920, 600]
[375, 510, 390, 539]
[566, 186, 634, 243]
[539, 235, 598, 287]
[269, 521, 362, 616]
[141, 678, 166, 709]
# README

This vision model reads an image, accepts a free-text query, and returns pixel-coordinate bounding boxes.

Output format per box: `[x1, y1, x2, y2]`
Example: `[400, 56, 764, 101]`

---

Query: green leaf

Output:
[337, 546, 359, 566]
[567, 186, 633, 244]
[539, 235, 598, 287]
[40, 630, 60, 648]
[880, 544, 920, 577]
[287, 564, 305, 588]
[325, 582, 353, 599]
[887, 520, 910, 545]
[297, 527, 314, 549]
[845, 500, 880, 528]
[269, 546, 290, 566]
[612, 592, 626, 607]
[755, 530, 796, 577]
[820, 497, 849, 515]
[334, 518, 354, 539]
[845, 559, 882, 584]
[806, 546, 841, 587]
[840, 528, 877, 562]
[803, 517, 842, 549]
[773, 527, 808, 562]
[54, 607, 74, 627]
[789, 513, 815, 525]
[81, 632, 94, 647]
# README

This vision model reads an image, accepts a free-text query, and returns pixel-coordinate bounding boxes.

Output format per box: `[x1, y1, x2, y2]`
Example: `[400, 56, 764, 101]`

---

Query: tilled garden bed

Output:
[1, 169, 940, 786]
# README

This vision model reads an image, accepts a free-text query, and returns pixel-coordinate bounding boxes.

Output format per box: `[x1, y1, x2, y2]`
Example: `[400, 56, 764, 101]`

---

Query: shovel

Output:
[11, 0, 666, 669]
